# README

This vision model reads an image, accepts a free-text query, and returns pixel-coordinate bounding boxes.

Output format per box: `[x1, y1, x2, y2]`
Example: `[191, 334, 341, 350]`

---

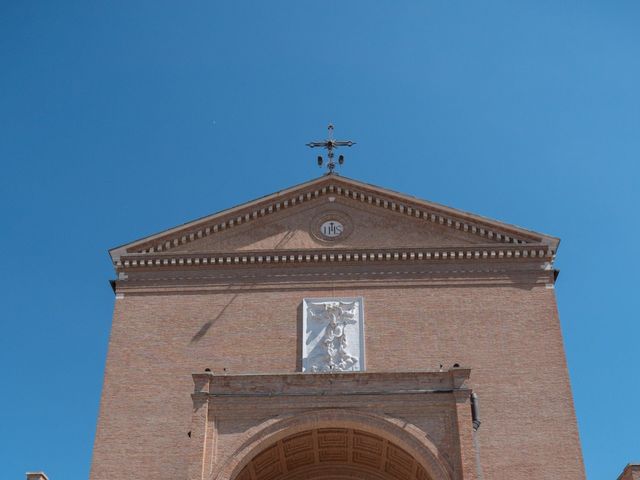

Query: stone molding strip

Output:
[193, 369, 471, 398]
[115, 244, 552, 270]
[128, 180, 545, 255]
[113, 266, 554, 296]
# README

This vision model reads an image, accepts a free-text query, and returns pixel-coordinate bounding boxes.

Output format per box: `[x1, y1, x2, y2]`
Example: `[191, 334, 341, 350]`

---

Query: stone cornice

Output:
[114, 243, 553, 271]
[111, 176, 558, 261]
[192, 369, 471, 398]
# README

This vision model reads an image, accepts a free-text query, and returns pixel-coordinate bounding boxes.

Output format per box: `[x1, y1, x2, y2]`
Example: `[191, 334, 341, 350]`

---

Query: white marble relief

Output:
[302, 297, 365, 372]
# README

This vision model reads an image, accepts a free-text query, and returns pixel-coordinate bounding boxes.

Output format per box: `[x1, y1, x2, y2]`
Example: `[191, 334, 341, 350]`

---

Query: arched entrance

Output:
[232, 427, 434, 480]
[195, 372, 467, 480]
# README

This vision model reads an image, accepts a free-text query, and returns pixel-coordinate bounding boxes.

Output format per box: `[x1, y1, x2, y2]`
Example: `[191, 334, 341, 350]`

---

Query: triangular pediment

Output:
[163, 196, 484, 253]
[110, 176, 558, 262]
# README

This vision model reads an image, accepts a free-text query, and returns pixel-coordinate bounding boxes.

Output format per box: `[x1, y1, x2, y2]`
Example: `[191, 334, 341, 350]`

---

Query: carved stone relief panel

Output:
[302, 297, 365, 372]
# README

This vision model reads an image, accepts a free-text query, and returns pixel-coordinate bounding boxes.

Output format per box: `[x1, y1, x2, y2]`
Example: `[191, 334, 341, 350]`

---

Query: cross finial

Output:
[306, 124, 356, 175]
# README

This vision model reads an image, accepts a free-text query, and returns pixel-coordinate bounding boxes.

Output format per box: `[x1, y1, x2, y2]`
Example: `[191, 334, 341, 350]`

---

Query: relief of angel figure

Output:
[313, 302, 359, 371]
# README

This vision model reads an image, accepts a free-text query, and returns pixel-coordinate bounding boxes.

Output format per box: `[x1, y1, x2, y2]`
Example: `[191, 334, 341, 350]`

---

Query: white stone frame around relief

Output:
[302, 297, 365, 373]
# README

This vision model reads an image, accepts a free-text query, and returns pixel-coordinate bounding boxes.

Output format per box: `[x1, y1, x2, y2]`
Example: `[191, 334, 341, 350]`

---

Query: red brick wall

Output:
[90, 262, 584, 480]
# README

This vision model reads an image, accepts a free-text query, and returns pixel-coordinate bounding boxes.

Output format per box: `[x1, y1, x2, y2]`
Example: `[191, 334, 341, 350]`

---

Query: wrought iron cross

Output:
[306, 124, 356, 174]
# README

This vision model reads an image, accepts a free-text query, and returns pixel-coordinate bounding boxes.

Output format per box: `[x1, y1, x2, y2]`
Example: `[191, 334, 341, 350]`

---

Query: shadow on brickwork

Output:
[191, 292, 239, 343]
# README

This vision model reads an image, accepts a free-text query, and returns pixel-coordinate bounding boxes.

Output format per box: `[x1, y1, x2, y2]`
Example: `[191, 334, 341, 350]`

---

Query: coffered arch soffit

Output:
[212, 409, 453, 480]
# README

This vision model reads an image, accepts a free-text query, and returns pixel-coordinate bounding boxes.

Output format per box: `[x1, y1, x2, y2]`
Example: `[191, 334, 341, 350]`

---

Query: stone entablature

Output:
[193, 369, 472, 397]
[112, 264, 555, 298]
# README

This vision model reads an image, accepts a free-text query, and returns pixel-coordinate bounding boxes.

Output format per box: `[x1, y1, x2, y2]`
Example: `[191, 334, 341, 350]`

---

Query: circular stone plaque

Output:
[310, 211, 353, 242]
[320, 220, 344, 238]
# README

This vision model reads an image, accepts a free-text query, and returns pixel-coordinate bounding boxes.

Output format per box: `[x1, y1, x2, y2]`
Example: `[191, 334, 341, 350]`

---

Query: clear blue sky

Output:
[1, 2, 638, 479]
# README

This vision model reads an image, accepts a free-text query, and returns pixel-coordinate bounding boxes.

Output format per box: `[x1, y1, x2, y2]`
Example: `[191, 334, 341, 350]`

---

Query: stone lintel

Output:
[192, 368, 471, 397]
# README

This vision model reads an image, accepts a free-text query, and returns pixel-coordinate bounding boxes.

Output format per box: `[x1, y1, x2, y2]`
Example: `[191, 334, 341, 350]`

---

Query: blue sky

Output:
[1, 1, 638, 479]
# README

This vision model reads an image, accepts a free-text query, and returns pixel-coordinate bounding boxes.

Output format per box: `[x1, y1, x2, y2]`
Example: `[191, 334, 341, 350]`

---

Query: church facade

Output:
[91, 175, 586, 480]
